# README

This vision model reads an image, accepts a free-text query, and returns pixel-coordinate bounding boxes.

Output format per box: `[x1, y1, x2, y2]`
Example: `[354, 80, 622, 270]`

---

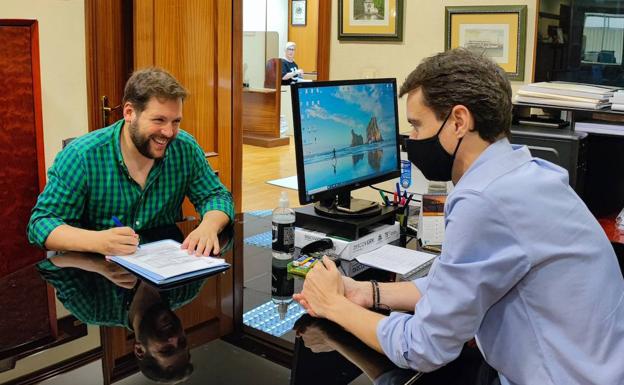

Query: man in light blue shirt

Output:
[294, 48, 624, 385]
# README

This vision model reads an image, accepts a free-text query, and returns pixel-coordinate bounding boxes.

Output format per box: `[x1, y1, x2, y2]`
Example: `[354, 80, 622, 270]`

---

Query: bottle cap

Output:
[279, 191, 289, 208]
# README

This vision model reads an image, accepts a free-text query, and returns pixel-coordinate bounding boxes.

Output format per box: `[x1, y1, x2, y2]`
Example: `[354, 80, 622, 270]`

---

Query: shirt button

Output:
[135, 221, 140, 225]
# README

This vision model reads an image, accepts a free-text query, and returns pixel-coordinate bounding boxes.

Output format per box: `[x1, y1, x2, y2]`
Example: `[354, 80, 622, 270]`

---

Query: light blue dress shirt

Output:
[377, 138, 624, 385]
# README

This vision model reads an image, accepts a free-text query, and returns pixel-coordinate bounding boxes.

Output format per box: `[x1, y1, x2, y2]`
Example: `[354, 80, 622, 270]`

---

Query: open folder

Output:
[109, 239, 230, 289]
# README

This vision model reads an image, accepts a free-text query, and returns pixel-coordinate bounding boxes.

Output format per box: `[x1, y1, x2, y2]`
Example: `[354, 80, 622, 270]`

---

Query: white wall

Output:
[3, 0, 89, 170]
[267, 0, 289, 56]
[243, 0, 288, 88]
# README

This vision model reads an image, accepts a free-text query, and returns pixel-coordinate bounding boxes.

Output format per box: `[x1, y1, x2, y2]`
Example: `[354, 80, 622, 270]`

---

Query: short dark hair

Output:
[123, 67, 188, 113]
[399, 48, 513, 142]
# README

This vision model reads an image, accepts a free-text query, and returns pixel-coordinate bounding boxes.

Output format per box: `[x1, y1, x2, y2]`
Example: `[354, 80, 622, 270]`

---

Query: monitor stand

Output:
[314, 192, 381, 219]
[296, 192, 396, 240]
[296, 204, 396, 240]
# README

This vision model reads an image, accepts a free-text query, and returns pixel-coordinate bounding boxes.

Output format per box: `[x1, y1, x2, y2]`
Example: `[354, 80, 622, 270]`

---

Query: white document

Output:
[575, 121, 624, 137]
[356, 244, 436, 275]
[111, 239, 226, 279]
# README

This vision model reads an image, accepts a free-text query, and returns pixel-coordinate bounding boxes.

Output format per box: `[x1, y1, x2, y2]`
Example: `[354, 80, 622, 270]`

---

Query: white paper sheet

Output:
[356, 244, 436, 275]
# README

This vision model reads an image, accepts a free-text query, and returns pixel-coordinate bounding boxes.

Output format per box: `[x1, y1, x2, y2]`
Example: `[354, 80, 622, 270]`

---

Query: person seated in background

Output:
[281, 41, 304, 85]
[28, 67, 234, 257]
[294, 48, 624, 385]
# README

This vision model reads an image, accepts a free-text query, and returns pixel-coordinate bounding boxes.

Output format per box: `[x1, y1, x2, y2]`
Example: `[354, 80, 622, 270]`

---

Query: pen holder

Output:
[395, 206, 407, 248]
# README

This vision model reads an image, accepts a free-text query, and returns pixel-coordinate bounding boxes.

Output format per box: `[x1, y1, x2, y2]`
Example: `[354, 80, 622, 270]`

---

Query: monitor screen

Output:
[535, 0, 624, 86]
[291, 79, 400, 205]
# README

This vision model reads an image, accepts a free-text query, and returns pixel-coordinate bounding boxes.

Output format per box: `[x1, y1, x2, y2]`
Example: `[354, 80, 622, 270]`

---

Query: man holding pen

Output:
[28, 67, 234, 258]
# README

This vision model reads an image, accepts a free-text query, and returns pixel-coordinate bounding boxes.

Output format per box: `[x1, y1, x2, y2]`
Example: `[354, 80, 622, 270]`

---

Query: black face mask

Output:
[405, 110, 463, 182]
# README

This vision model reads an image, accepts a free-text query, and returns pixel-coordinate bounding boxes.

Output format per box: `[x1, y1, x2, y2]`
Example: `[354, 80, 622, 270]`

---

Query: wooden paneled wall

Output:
[134, 0, 233, 190]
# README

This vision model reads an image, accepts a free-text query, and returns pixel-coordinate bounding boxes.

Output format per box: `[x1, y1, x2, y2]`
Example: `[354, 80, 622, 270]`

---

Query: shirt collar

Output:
[455, 137, 531, 190]
[111, 119, 125, 168]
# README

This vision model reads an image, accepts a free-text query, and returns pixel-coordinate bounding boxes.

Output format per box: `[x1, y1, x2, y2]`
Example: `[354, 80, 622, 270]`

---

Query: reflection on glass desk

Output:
[1, 222, 236, 384]
[232, 213, 394, 357]
[230, 213, 487, 385]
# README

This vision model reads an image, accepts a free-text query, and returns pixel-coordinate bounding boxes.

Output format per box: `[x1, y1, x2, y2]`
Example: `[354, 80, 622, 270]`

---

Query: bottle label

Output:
[271, 265, 294, 297]
[400, 159, 412, 189]
[272, 222, 294, 253]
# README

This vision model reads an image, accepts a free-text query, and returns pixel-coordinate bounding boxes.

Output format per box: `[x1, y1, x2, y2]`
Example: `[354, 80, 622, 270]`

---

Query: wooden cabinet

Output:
[0, 19, 57, 371]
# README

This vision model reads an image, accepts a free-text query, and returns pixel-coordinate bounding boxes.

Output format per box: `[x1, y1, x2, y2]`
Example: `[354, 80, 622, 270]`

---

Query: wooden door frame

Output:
[85, 0, 134, 132]
[317, 0, 331, 80]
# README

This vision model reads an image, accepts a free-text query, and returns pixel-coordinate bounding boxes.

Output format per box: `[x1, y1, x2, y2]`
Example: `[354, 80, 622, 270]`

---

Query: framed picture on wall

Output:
[338, 0, 404, 41]
[292, 0, 307, 26]
[445, 5, 527, 81]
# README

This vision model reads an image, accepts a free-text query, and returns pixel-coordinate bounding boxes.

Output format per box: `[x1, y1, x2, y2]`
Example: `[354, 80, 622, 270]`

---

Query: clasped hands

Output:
[293, 256, 373, 319]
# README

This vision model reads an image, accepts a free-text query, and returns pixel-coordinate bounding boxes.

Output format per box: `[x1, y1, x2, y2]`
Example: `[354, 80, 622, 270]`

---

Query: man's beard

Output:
[129, 119, 170, 159]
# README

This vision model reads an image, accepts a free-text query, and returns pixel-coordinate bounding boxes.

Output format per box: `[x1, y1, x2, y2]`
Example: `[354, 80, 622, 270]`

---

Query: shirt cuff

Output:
[28, 218, 65, 248]
[377, 312, 412, 369]
[201, 198, 235, 223]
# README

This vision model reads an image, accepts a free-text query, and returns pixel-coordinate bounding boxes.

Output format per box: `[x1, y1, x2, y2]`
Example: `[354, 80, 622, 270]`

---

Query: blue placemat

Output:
[247, 209, 273, 218]
[243, 300, 306, 337]
[243, 231, 273, 249]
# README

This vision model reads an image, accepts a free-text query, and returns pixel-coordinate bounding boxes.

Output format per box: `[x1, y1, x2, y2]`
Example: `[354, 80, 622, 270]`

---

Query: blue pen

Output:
[112, 216, 124, 227]
[395, 182, 401, 197]
[112, 216, 140, 248]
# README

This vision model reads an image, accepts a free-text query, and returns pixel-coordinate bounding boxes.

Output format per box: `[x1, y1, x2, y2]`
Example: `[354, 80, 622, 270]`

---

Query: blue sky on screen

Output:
[298, 83, 397, 154]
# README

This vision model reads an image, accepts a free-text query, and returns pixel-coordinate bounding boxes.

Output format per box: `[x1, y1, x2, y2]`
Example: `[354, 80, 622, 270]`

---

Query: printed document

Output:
[109, 239, 229, 285]
[356, 245, 436, 275]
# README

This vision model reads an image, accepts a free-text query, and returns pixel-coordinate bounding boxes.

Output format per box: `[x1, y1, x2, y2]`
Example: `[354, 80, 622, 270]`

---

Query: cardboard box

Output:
[294, 222, 400, 261]
[340, 258, 370, 277]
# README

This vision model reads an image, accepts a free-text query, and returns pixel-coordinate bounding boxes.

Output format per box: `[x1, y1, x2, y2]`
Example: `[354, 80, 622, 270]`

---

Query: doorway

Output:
[241, 0, 330, 212]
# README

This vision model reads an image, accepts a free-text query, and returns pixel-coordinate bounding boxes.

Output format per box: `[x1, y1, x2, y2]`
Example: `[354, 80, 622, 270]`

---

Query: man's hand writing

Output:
[96, 227, 139, 256]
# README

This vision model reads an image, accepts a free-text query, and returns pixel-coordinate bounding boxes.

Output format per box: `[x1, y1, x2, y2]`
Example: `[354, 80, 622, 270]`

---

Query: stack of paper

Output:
[574, 121, 624, 137]
[514, 82, 620, 109]
[609, 90, 624, 111]
[109, 239, 230, 288]
[356, 244, 436, 277]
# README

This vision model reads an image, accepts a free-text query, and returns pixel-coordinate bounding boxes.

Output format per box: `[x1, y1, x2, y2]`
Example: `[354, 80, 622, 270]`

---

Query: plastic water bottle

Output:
[272, 191, 295, 260]
[271, 192, 295, 319]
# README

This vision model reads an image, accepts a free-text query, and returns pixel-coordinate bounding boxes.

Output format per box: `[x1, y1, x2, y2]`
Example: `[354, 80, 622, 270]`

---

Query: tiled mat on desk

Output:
[247, 209, 273, 218]
[244, 231, 273, 249]
[243, 300, 306, 337]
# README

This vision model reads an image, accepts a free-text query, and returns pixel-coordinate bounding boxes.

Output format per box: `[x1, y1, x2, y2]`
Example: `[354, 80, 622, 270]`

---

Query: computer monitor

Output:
[291, 78, 401, 218]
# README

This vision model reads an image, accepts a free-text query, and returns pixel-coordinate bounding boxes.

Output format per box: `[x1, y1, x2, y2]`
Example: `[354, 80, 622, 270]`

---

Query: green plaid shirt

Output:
[37, 259, 205, 328]
[28, 119, 234, 248]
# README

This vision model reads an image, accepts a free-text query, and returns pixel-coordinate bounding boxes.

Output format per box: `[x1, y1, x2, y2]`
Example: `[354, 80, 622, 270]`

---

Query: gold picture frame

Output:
[338, 0, 404, 41]
[445, 5, 527, 81]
